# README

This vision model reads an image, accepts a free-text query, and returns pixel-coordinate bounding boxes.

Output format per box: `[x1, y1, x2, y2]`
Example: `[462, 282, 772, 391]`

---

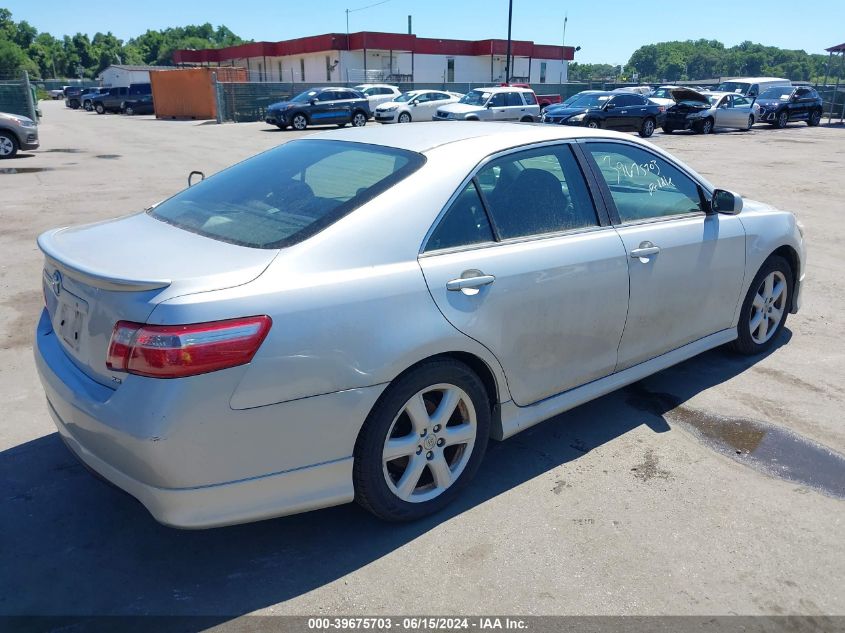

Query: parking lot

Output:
[2, 100, 844, 619]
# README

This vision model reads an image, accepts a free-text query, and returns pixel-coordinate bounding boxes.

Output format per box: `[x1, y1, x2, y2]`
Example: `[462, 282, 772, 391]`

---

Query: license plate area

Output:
[56, 291, 88, 352]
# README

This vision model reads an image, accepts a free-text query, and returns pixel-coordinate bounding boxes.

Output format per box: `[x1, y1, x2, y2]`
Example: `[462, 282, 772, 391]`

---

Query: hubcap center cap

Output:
[424, 435, 437, 450]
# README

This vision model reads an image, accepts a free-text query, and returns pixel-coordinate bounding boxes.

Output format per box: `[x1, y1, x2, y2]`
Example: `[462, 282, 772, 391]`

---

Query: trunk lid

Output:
[39, 212, 278, 388]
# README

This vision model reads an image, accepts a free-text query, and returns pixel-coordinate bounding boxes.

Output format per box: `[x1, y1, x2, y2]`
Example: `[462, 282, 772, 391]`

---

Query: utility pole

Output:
[505, 0, 513, 83]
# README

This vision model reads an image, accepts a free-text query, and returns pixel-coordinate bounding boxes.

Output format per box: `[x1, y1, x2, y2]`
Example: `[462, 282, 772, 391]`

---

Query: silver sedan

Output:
[35, 123, 805, 527]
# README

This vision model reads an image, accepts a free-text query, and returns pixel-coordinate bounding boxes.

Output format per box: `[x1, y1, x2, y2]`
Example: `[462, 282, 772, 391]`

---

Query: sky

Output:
[7, 0, 845, 65]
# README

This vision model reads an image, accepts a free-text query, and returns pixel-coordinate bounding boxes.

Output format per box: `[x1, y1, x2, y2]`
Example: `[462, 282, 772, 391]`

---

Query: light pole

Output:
[504, 0, 513, 83]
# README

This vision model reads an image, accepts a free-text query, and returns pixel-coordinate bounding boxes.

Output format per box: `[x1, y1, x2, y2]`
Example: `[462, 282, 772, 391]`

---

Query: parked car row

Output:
[63, 83, 155, 116]
[540, 77, 824, 137]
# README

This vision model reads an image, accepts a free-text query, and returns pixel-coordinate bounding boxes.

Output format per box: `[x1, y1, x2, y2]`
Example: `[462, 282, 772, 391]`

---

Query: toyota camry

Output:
[35, 123, 805, 527]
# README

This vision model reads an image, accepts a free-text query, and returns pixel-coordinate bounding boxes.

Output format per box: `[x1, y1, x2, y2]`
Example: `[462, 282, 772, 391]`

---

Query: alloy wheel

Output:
[702, 118, 713, 134]
[292, 114, 307, 130]
[0, 135, 14, 156]
[352, 112, 367, 127]
[747, 115, 754, 130]
[749, 271, 788, 345]
[641, 119, 655, 137]
[382, 384, 477, 503]
[587, 120, 598, 129]
[778, 112, 788, 128]
[398, 112, 411, 123]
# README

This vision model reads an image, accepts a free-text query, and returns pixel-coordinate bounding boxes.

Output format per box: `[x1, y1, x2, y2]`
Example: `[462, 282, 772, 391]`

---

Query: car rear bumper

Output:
[34, 309, 386, 528]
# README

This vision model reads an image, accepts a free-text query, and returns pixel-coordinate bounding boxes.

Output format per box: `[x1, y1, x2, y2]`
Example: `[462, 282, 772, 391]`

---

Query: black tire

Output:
[70, 100, 80, 110]
[662, 126, 674, 134]
[353, 359, 492, 522]
[638, 117, 656, 137]
[0, 131, 19, 159]
[729, 255, 793, 355]
[586, 119, 600, 129]
[696, 117, 714, 134]
[125, 106, 135, 116]
[351, 111, 368, 127]
[291, 113, 308, 130]
[276, 124, 287, 130]
[83, 100, 92, 110]
[95, 103, 105, 115]
[519, 115, 534, 123]
[746, 115, 755, 130]
[398, 112, 411, 124]
[775, 110, 789, 129]
[807, 109, 822, 126]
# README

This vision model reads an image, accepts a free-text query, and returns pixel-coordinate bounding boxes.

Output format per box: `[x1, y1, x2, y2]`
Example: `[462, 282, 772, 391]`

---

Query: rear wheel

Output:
[807, 109, 822, 126]
[291, 113, 308, 130]
[775, 110, 789, 129]
[729, 256, 793, 355]
[0, 131, 18, 159]
[351, 111, 368, 127]
[353, 359, 491, 521]
[95, 103, 105, 115]
[638, 117, 656, 137]
[398, 112, 411, 124]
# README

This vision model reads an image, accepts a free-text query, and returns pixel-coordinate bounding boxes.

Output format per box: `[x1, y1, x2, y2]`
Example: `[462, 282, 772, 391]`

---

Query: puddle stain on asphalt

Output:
[626, 384, 845, 500]
[0, 167, 54, 174]
[43, 148, 82, 153]
[95, 154, 121, 159]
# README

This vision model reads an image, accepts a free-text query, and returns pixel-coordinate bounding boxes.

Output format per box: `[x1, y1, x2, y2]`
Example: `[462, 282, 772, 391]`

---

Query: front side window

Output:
[490, 93, 507, 107]
[477, 145, 598, 239]
[585, 142, 704, 222]
[150, 140, 425, 249]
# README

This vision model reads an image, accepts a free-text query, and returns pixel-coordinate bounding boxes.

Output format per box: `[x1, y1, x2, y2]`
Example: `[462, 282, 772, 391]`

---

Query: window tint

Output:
[477, 145, 598, 239]
[426, 182, 494, 251]
[317, 91, 336, 101]
[733, 96, 750, 106]
[522, 92, 537, 105]
[434, 92, 451, 100]
[613, 94, 639, 106]
[795, 88, 809, 97]
[505, 92, 523, 106]
[586, 142, 704, 222]
[150, 140, 425, 249]
[490, 93, 507, 107]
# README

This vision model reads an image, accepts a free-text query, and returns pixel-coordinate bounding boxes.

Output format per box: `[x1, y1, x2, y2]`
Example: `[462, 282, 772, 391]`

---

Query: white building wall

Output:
[529, 59, 568, 84]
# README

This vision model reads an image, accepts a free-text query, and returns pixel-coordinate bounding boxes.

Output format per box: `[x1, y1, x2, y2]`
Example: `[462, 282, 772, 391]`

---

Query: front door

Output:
[486, 92, 509, 120]
[582, 140, 746, 370]
[418, 143, 629, 406]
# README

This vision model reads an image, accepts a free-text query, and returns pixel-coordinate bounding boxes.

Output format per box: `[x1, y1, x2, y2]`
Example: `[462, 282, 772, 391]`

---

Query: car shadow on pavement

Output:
[0, 332, 789, 624]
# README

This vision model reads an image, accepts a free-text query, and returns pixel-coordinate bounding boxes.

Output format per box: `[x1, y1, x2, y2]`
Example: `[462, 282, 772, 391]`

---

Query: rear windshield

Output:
[149, 140, 425, 249]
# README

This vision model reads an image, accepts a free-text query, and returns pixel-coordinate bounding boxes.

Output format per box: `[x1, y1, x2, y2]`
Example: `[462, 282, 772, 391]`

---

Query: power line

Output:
[348, 0, 392, 13]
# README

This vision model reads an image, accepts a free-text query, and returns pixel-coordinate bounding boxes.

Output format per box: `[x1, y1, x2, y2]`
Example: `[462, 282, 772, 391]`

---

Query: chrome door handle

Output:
[630, 244, 660, 259]
[446, 274, 496, 292]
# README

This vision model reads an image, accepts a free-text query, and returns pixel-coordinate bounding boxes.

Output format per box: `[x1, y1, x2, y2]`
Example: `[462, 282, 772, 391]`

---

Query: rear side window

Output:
[478, 145, 598, 239]
[522, 92, 537, 105]
[426, 182, 494, 251]
[150, 140, 425, 248]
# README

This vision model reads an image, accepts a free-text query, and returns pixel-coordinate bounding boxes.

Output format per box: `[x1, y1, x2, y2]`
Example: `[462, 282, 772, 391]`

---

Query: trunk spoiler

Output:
[38, 231, 171, 292]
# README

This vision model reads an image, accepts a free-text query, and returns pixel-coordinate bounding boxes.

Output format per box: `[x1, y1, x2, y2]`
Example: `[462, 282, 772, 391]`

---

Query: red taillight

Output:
[106, 316, 272, 379]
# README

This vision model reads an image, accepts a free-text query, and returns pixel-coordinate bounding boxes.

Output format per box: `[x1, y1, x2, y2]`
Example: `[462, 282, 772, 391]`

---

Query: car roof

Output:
[470, 86, 533, 93]
[719, 77, 790, 83]
[308, 121, 637, 154]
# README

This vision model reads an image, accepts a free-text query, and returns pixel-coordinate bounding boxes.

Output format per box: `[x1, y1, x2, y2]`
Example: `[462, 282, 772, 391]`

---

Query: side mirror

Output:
[604, 103, 615, 110]
[188, 171, 205, 187]
[309, 98, 317, 105]
[711, 189, 743, 215]
[486, 103, 493, 108]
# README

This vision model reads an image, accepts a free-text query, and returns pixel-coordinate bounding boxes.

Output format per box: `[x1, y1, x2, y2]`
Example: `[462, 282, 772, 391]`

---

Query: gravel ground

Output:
[1, 101, 843, 620]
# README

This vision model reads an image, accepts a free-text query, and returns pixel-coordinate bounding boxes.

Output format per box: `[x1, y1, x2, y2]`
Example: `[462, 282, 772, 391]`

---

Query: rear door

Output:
[418, 143, 630, 406]
[581, 140, 746, 370]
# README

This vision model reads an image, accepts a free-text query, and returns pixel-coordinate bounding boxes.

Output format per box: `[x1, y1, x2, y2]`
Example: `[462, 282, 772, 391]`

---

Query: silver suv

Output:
[433, 87, 540, 122]
[0, 111, 39, 159]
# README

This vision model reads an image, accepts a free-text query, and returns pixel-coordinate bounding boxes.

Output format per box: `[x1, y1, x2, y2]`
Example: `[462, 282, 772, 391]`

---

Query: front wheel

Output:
[775, 110, 789, 129]
[351, 111, 368, 127]
[729, 256, 793, 355]
[746, 115, 754, 130]
[398, 112, 411, 124]
[697, 117, 714, 134]
[807, 109, 821, 126]
[638, 117, 656, 137]
[586, 120, 600, 129]
[0, 131, 18, 159]
[291, 113, 308, 130]
[353, 359, 491, 521]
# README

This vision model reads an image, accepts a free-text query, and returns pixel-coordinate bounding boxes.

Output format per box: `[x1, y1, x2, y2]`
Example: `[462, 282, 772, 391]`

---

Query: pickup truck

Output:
[504, 83, 562, 110]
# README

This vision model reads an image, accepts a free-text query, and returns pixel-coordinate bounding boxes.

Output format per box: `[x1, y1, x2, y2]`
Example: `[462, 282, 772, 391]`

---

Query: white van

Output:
[715, 77, 791, 98]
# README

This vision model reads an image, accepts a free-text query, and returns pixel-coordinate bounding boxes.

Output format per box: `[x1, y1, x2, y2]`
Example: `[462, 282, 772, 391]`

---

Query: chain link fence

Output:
[0, 71, 37, 121]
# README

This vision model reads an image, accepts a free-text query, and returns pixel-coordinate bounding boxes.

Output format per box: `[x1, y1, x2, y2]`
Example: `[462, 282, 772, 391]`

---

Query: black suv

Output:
[92, 83, 151, 114]
[266, 87, 371, 131]
[756, 86, 823, 128]
[541, 91, 666, 137]
[63, 86, 85, 109]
